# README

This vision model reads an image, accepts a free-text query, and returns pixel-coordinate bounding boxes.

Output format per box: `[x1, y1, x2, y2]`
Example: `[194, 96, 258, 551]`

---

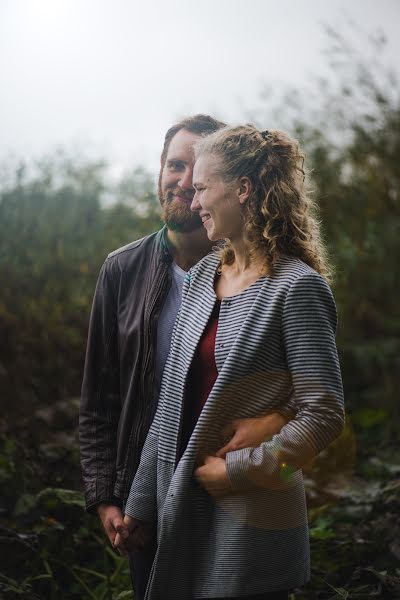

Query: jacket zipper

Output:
[123, 259, 170, 499]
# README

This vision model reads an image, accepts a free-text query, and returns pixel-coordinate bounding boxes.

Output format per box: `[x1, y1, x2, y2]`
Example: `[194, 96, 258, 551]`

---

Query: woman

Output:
[116, 126, 345, 599]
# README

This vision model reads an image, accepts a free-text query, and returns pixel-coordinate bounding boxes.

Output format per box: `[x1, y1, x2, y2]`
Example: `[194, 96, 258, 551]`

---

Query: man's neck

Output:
[167, 227, 213, 272]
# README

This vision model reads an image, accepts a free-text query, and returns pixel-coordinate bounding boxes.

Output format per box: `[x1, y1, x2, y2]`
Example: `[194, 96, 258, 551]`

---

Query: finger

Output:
[194, 471, 205, 486]
[111, 515, 126, 532]
[194, 465, 205, 477]
[114, 518, 131, 537]
[215, 443, 231, 458]
[104, 522, 117, 544]
[123, 515, 138, 529]
[134, 529, 150, 551]
[215, 437, 242, 457]
[116, 524, 130, 539]
[221, 422, 235, 440]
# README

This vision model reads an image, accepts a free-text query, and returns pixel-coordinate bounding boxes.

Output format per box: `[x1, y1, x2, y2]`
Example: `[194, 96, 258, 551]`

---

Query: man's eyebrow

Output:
[166, 158, 186, 164]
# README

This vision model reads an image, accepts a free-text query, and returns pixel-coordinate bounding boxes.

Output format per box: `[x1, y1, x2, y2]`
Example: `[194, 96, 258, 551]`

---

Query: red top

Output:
[177, 300, 220, 460]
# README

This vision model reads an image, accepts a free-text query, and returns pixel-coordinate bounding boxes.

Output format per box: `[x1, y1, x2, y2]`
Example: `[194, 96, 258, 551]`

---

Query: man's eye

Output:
[168, 162, 184, 171]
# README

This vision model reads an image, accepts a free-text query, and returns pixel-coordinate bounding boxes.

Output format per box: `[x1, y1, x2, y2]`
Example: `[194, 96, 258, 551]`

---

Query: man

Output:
[79, 115, 296, 599]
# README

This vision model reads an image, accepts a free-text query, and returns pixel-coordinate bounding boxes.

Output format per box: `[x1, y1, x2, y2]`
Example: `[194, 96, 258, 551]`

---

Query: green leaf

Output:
[13, 492, 37, 516]
[351, 408, 388, 428]
[37, 487, 85, 509]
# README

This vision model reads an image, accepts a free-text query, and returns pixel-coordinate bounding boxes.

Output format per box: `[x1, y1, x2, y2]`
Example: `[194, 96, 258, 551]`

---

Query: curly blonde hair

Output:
[194, 125, 332, 281]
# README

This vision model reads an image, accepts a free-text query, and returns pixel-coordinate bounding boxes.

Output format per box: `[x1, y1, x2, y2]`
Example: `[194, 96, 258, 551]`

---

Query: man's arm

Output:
[79, 258, 122, 516]
[215, 411, 294, 458]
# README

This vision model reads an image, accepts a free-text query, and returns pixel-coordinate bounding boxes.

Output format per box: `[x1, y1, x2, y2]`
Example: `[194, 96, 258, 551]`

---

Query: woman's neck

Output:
[225, 236, 266, 277]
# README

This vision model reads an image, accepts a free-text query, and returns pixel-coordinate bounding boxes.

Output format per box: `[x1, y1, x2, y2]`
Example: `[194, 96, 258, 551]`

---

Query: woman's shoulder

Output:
[273, 255, 329, 288]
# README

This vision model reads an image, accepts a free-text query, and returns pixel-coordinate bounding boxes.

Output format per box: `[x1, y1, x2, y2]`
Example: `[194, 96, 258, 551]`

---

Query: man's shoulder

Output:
[106, 229, 161, 261]
[106, 237, 147, 259]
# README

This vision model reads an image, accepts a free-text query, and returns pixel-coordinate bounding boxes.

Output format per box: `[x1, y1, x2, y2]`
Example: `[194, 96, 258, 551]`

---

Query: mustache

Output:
[165, 187, 194, 202]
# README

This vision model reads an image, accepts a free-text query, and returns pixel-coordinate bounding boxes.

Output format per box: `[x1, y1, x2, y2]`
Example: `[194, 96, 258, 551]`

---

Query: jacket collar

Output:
[156, 225, 174, 264]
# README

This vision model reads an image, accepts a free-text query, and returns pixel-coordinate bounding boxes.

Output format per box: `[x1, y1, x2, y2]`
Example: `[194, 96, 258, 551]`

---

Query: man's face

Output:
[159, 129, 203, 232]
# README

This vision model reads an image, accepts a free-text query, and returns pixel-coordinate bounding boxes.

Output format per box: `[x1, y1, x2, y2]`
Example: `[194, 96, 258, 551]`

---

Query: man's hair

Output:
[160, 114, 226, 172]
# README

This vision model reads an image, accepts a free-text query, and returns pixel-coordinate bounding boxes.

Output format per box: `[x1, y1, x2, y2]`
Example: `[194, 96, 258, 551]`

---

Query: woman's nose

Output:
[190, 193, 201, 212]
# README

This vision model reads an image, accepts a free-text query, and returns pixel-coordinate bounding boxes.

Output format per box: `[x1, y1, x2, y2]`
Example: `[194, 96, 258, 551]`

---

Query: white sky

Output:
[1, 0, 399, 177]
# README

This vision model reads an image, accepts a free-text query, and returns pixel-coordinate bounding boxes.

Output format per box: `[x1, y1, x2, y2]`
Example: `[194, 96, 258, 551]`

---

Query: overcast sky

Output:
[1, 0, 399, 176]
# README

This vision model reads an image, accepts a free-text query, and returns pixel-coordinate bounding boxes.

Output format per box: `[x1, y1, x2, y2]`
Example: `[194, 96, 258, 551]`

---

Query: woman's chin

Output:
[203, 221, 221, 241]
[207, 231, 219, 242]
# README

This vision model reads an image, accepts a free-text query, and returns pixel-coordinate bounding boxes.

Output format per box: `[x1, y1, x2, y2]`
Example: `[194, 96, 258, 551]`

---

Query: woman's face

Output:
[191, 155, 243, 242]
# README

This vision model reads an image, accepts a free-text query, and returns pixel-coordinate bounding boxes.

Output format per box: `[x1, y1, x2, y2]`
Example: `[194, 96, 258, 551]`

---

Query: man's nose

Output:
[179, 167, 194, 190]
[190, 193, 201, 212]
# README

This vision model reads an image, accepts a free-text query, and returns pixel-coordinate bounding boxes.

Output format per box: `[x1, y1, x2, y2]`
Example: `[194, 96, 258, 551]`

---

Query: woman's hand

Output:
[194, 455, 232, 497]
[114, 515, 155, 555]
[215, 411, 291, 459]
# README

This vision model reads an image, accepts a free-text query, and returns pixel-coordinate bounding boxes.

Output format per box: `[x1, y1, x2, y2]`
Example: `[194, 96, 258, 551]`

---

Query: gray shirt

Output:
[153, 261, 186, 412]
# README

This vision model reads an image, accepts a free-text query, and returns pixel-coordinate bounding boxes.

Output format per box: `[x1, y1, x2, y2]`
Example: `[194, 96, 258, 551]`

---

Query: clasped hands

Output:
[111, 411, 290, 554]
[194, 412, 289, 497]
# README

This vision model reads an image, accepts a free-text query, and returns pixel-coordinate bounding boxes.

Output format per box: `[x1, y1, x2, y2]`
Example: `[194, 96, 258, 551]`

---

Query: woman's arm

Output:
[222, 273, 344, 490]
[225, 273, 344, 489]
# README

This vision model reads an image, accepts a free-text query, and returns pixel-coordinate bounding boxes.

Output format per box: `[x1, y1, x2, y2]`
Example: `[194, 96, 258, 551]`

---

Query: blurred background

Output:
[0, 1, 399, 598]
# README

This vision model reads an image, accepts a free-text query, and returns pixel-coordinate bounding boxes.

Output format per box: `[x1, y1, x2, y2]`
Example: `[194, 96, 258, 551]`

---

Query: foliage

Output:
[0, 426, 134, 599]
[0, 155, 162, 416]
[249, 25, 400, 437]
[1, 26, 399, 600]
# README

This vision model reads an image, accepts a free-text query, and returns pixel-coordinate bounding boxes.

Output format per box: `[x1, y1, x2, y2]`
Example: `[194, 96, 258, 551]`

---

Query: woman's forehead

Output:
[193, 154, 220, 182]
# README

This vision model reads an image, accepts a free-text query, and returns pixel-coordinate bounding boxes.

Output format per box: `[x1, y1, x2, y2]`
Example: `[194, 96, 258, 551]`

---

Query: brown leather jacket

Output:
[79, 227, 172, 512]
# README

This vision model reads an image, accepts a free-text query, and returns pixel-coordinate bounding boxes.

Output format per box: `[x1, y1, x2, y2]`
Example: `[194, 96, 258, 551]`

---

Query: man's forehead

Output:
[166, 129, 201, 160]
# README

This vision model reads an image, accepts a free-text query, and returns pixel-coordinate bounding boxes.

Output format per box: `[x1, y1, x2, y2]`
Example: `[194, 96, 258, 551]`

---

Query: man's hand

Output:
[194, 455, 232, 497]
[215, 411, 291, 459]
[97, 504, 129, 549]
[114, 515, 155, 555]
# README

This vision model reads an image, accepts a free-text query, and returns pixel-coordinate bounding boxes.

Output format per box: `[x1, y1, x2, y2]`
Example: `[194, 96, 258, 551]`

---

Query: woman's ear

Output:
[237, 177, 252, 205]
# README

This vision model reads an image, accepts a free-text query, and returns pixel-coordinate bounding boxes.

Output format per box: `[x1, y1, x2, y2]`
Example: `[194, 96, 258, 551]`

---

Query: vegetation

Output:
[0, 30, 399, 599]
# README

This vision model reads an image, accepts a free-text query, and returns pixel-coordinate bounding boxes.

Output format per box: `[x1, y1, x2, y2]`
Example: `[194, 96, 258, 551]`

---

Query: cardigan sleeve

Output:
[124, 270, 193, 521]
[225, 272, 345, 489]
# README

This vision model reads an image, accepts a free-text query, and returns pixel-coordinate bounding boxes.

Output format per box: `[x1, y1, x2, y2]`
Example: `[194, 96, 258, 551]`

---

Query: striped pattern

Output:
[125, 252, 345, 599]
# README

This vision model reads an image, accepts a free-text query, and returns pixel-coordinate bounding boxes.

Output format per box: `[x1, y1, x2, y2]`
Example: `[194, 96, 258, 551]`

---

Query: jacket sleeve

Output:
[124, 270, 193, 521]
[226, 273, 345, 489]
[79, 258, 122, 513]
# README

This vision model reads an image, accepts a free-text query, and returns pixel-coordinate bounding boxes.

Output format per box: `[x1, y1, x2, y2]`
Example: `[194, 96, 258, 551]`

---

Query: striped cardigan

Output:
[125, 252, 345, 599]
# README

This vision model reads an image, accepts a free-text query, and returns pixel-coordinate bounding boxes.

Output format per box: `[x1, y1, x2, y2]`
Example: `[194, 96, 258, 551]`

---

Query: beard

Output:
[160, 188, 203, 233]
